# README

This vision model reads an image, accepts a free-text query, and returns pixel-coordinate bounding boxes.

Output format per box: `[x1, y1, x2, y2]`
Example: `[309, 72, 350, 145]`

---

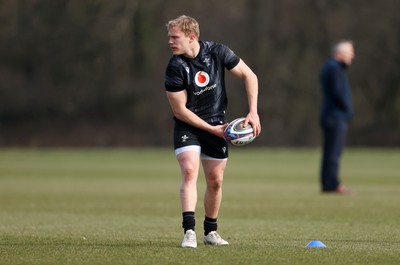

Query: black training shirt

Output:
[165, 41, 240, 123]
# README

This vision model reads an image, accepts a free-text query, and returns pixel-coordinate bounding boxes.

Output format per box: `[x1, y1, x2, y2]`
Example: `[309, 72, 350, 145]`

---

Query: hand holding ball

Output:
[223, 117, 256, 146]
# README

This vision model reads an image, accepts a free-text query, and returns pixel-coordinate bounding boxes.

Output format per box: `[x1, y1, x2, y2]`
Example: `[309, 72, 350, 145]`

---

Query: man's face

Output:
[168, 26, 192, 55]
[338, 43, 355, 66]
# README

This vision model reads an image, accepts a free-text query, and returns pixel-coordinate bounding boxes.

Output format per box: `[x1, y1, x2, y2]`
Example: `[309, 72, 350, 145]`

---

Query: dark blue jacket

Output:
[320, 58, 353, 122]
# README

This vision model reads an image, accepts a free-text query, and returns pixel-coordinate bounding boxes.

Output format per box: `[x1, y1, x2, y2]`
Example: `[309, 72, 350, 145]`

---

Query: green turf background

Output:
[0, 148, 399, 264]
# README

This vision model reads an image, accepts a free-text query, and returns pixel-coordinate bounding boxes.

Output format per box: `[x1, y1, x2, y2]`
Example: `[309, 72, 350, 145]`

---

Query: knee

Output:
[181, 165, 198, 183]
[207, 174, 223, 191]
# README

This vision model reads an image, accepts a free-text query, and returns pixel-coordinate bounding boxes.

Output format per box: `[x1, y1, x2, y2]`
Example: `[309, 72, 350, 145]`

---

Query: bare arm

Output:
[166, 90, 226, 138]
[229, 59, 261, 136]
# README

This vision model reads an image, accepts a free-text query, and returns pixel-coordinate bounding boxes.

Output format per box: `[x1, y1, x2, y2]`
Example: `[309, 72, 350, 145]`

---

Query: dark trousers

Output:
[320, 119, 348, 191]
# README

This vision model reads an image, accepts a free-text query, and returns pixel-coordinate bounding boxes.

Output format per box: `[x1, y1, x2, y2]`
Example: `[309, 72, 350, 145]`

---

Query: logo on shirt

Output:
[194, 71, 210, 87]
[203, 57, 211, 67]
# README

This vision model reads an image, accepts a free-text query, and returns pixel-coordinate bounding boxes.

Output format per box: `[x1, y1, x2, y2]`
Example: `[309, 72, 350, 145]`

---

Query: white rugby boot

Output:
[181, 229, 197, 248]
[203, 231, 229, 245]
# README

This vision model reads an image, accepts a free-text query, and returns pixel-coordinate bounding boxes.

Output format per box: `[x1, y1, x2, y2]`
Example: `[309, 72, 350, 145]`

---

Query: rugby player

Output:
[164, 15, 261, 248]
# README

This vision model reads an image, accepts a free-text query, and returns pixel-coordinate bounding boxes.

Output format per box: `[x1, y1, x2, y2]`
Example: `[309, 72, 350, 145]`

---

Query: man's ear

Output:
[189, 33, 197, 42]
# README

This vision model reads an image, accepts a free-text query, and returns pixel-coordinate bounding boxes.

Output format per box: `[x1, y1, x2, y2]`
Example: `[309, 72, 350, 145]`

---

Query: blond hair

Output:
[166, 15, 200, 38]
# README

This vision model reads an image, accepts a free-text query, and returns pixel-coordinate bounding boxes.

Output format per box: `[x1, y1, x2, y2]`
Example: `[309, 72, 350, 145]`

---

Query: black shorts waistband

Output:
[174, 117, 226, 126]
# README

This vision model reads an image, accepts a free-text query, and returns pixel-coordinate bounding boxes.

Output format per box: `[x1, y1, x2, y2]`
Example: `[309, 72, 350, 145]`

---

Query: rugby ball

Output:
[224, 117, 255, 146]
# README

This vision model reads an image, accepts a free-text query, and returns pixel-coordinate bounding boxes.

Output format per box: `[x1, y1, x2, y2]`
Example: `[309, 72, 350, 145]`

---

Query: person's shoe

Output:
[203, 231, 229, 245]
[336, 185, 351, 194]
[322, 185, 351, 195]
[181, 229, 197, 248]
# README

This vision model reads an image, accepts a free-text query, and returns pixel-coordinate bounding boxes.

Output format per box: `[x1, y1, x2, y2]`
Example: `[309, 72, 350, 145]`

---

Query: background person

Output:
[319, 40, 355, 194]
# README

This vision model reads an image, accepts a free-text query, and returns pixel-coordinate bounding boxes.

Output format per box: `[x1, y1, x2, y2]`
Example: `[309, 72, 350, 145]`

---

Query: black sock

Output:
[182, 211, 195, 233]
[204, 216, 218, 236]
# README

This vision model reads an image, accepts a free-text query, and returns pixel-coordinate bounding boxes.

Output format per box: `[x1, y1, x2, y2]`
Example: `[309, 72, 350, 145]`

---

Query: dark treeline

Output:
[0, 0, 399, 147]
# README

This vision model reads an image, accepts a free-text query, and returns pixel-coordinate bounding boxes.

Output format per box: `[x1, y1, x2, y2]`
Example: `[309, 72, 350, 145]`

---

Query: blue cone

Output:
[306, 240, 327, 248]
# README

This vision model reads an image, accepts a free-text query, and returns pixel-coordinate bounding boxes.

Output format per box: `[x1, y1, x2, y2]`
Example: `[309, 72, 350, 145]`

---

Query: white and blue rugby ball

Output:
[224, 117, 256, 146]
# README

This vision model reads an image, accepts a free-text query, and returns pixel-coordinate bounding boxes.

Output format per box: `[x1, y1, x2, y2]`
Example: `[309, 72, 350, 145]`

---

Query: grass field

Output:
[0, 148, 399, 264]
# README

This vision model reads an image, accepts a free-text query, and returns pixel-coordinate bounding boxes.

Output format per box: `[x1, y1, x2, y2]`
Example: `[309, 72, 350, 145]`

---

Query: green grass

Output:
[0, 148, 399, 264]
